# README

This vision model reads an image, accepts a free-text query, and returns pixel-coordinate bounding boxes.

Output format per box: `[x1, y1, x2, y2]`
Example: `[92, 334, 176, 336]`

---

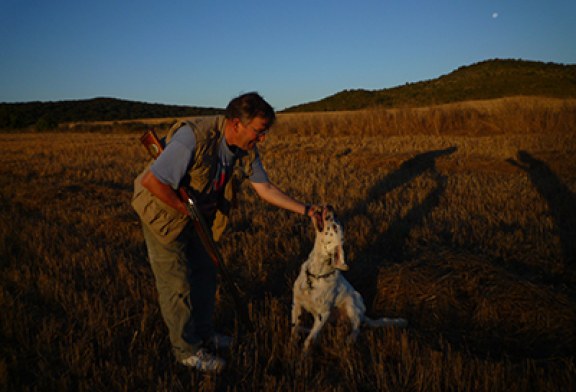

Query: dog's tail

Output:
[364, 317, 408, 329]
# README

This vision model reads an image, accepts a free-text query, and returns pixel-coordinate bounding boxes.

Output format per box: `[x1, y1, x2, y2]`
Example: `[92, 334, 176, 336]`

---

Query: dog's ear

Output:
[323, 205, 335, 222]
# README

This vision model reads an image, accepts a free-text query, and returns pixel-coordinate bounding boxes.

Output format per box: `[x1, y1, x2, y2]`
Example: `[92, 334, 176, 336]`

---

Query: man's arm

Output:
[251, 181, 308, 215]
[141, 170, 189, 216]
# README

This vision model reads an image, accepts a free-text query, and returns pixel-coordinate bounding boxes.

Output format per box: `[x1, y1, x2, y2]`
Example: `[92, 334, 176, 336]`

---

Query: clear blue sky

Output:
[1, 0, 575, 110]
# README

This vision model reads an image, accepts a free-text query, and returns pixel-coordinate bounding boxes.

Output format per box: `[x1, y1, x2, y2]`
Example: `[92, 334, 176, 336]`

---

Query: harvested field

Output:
[1, 98, 575, 391]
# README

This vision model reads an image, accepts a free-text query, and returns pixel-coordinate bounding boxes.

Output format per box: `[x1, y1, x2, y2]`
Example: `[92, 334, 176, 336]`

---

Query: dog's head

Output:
[311, 205, 348, 271]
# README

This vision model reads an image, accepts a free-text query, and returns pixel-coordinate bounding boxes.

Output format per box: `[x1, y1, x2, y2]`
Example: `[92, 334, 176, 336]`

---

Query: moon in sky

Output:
[492, 12, 499, 19]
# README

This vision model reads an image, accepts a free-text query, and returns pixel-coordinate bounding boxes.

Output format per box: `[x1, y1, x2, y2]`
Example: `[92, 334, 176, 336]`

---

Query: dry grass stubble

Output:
[1, 98, 575, 390]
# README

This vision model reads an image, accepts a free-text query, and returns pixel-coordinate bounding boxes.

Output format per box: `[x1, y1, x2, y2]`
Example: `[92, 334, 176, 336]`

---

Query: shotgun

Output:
[139, 129, 253, 331]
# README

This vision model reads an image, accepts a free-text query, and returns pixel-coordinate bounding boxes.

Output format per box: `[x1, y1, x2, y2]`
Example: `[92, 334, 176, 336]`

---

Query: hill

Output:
[2, 59, 575, 130]
[0, 97, 224, 130]
[283, 59, 576, 112]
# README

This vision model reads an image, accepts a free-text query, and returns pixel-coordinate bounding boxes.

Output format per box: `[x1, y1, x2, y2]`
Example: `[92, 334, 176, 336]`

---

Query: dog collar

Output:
[305, 268, 336, 289]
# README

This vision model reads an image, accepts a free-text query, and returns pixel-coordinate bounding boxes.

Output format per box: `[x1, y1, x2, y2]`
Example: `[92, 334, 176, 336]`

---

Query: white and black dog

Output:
[291, 206, 407, 351]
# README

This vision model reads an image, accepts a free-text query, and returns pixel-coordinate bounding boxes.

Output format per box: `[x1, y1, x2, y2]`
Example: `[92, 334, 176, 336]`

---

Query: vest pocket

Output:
[132, 172, 189, 244]
[145, 198, 189, 242]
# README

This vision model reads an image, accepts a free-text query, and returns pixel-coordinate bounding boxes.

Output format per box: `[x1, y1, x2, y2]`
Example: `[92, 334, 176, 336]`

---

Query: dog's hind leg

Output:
[303, 311, 330, 352]
[343, 292, 366, 343]
[344, 305, 363, 344]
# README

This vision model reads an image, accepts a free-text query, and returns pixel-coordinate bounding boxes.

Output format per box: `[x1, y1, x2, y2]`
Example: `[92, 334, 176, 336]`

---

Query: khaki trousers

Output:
[142, 223, 217, 361]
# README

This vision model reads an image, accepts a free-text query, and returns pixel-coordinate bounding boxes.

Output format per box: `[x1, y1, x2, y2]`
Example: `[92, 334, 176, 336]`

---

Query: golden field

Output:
[1, 97, 575, 391]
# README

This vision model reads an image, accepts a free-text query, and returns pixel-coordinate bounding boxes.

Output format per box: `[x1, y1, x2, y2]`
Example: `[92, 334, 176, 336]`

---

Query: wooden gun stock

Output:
[139, 130, 164, 160]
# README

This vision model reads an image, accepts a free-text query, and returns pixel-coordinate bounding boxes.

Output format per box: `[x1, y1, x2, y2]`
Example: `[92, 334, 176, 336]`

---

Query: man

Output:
[132, 92, 319, 372]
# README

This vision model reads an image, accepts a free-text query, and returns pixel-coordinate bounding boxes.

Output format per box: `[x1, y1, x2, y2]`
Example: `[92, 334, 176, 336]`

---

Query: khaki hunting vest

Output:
[132, 116, 257, 244]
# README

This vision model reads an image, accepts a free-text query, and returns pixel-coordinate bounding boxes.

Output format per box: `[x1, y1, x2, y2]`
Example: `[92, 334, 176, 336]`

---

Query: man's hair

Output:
[225, 92, 276, 126]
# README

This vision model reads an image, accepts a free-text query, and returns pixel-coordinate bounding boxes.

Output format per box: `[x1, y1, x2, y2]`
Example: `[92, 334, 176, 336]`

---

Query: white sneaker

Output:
[206, 333, 233, 350]
[180, 348, 225, 372]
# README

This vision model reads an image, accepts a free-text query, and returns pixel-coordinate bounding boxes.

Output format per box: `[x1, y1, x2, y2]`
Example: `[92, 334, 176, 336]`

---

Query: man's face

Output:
[235, 116, 271, 151]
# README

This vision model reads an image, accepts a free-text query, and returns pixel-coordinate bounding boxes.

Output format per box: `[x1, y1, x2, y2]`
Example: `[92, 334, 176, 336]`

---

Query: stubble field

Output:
[1, 97, 575, 391]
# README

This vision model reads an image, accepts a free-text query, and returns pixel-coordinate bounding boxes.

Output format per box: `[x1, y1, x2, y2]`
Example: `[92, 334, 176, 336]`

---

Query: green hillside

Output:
[0, 97, 224, 130]
[284, 59, 576, 112]
[2, 59, 575, 130]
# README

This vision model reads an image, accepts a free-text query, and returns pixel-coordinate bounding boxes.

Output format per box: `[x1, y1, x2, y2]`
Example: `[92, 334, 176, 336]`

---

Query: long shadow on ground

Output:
[507, 151, 576, 276]
[341, 147, 457, 305]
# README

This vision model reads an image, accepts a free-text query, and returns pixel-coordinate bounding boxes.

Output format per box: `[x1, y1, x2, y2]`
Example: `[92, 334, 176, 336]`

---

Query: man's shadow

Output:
[507, 151, 576, 274]
[342, 146, 457, 304]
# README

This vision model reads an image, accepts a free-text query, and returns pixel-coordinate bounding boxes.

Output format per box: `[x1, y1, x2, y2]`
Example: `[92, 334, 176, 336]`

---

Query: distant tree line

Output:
[0, 97, 224, 130]
[284, 59, 576, 112]
[2, 59, 575, 130]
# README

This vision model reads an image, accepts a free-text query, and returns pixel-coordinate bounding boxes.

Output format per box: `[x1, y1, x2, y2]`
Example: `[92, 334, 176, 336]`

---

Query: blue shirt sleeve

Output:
[150, 124, 196, 189]
[249, 155, 269, 183]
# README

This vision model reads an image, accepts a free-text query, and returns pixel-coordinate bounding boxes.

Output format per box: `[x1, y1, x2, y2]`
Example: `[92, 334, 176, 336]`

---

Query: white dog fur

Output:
[291, 206, 407, 351]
